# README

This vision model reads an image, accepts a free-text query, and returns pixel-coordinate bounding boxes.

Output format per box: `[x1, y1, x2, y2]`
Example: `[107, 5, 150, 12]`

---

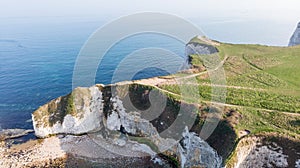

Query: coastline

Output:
[1, 37, 300, 167]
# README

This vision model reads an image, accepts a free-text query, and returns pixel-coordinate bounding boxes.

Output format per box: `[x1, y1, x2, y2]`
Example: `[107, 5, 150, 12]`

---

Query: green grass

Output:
[189, 43, 300, 90]
[235, 108, 300, 135]
[160, 84, 300, 113]
[159, 41, 300, 140]
[128, 136, 160, 153]
[158, 153, 180, 168]
[189, 36, 211, 45]
[48, 92, 77, 126]
[32, 92, 77, 127]
[219, 43, 300, 90]
[189, 54, 205, 68]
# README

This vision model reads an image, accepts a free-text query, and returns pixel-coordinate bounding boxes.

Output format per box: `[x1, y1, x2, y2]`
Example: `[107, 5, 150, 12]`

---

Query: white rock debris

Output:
[238, 141, 289, 168]
[295, 159, 300, 168]
[107, 111, 121, 131]
[177, 127, 222, 168]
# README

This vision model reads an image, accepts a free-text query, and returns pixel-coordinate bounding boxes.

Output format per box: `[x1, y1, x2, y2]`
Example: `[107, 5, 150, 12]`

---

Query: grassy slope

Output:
[168, 41, 300, 128]
[158, 41, 300, 164]
[162, 42, 300, 111]
[219, 43, 300, 90]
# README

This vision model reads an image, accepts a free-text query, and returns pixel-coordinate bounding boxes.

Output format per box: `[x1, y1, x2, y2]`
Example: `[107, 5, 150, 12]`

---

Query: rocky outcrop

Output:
[177, 127, 222, 168]
[32, 85, 104, 137]
[106, 96, 158, 137]
[227, 135, 300, 168]
[186, 36, 219, 56]
[31, 83, 223, 167]
[289, 22, 300, 46]
[186, 42, 218, 56]
[185, 36, 220, 71]
[105, 95, 222, 167]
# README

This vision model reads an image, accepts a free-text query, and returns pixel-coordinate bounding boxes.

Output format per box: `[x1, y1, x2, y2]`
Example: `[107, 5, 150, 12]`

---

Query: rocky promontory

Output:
[1, 82, 223, 168]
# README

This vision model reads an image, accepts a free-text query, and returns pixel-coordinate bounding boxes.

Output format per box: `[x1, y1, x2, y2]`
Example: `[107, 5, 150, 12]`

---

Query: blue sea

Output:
[0, 17, 296, 138]
[0, 17, 187, 133]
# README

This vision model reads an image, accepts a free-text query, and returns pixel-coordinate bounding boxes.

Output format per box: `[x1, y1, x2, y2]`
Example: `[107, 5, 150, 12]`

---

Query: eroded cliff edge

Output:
[2, 83, 224, 168]
[32, 83, 223, 167]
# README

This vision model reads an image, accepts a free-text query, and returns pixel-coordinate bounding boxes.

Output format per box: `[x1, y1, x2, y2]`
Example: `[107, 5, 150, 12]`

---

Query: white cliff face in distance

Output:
[289, 22, 300, 46]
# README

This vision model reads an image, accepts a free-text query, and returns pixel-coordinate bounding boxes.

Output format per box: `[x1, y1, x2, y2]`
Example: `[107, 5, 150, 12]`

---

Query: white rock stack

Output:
[289, 22, 300, 46]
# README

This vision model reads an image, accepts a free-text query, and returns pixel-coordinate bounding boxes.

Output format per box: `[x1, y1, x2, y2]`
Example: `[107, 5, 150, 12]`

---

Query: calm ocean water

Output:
[0, 18, 185, 132]
[0, 17, 295, 134]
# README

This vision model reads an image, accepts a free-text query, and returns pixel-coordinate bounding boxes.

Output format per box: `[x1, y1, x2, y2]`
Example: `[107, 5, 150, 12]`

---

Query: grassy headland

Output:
[149, 38, 300, 165]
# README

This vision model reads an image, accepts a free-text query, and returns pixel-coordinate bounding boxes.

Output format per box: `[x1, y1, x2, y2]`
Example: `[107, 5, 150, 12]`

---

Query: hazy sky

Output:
[1, 0, 299, 46]
[1, 0, 299, 22]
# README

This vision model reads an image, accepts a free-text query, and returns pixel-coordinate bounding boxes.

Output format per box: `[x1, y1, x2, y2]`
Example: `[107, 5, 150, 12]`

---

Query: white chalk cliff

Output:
[32, 86, 104, 137]
[31, 83, 222, 167]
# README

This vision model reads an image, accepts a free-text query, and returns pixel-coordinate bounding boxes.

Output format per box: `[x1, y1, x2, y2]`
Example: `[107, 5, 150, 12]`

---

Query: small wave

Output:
[0, 103, 36, 110]
[0, 103, 14, 107]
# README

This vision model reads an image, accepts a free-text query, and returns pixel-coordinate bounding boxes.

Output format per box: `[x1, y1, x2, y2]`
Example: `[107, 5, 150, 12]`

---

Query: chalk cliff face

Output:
[106, 96, 159, 137]
[289, 22, 300, 46]
[32, 83, 222, 167]
[178, 127, 222, 168]
[186, 42, 218, 55]
[32, 85, 104, 137]
[227, 135, 300, 168]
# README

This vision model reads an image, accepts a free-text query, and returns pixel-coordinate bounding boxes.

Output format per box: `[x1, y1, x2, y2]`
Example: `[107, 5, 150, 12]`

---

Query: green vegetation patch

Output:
[33, 91, 77, 127]
[48, 93, 76, 126]
[161, 84, 300, 113]
[236, 108, 300, 136]
[128, 136, 159, 153]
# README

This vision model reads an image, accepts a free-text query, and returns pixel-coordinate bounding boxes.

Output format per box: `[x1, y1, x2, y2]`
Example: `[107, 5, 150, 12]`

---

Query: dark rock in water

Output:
[289, 22, 300, 46]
